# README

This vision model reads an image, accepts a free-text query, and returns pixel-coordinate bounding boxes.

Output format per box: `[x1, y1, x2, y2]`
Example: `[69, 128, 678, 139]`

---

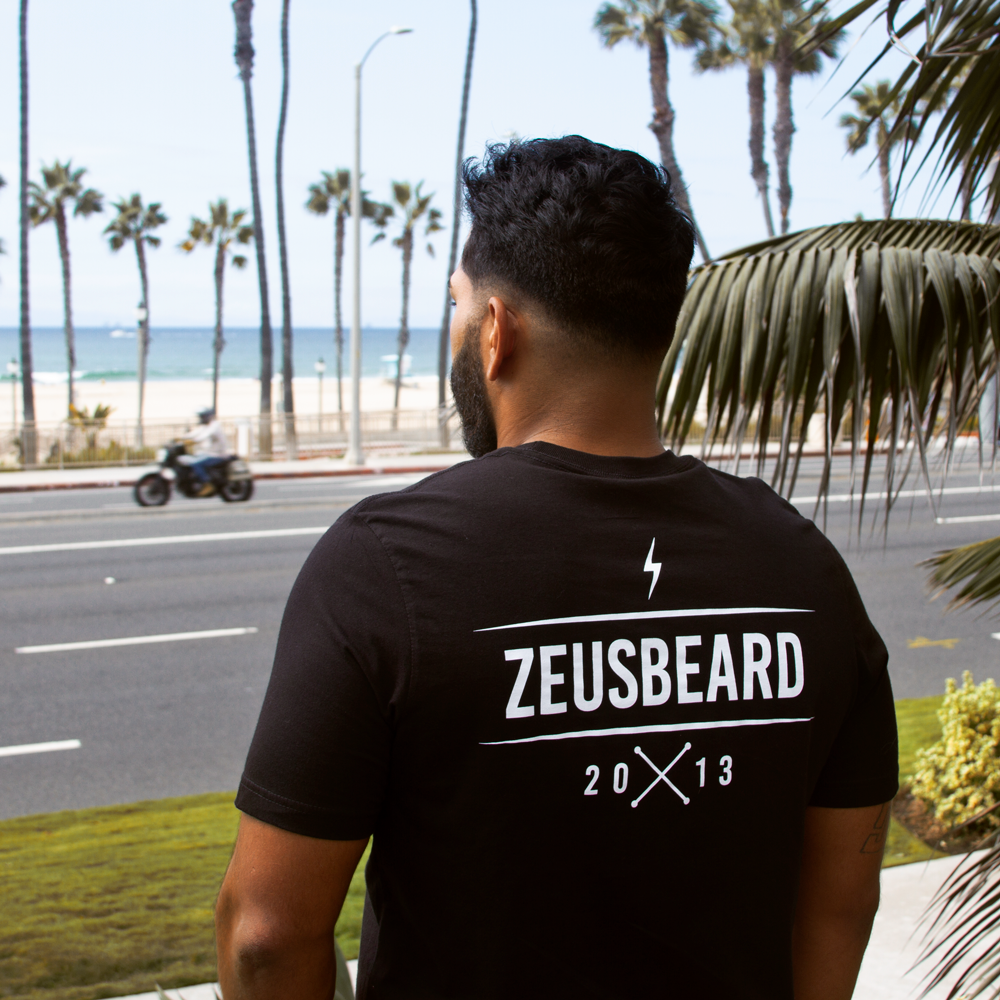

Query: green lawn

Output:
[0, 794, 368, 1000]
[0, 695, 948, 999]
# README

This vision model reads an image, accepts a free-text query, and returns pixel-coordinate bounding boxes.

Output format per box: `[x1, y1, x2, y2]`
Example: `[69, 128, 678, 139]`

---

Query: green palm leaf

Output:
[658, 218, 1000, 532]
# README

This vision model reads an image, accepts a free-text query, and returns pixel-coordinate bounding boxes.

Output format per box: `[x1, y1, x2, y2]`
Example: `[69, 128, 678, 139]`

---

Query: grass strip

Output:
[0, 793, 367, 1000]
[0, 694, 948, 999]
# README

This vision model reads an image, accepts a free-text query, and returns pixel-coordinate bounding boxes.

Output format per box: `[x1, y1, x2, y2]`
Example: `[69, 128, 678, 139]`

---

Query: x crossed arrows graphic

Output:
[631, 742, 691, 808]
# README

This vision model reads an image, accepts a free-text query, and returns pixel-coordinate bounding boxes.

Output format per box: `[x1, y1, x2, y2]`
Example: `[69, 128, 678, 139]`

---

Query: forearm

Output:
[792, 899, 878, 1000]
[214, 815, 366, 1000]
[216, 894, 338, 1000]
[792, 803, 887, 1000]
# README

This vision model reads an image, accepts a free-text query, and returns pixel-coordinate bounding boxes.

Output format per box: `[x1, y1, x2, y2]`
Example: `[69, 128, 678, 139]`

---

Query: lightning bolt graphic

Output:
[643, 538, 661, 600]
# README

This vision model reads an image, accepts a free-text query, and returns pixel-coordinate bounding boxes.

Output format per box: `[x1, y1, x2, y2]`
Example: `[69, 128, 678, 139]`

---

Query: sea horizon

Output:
[0, 326, 444, 383]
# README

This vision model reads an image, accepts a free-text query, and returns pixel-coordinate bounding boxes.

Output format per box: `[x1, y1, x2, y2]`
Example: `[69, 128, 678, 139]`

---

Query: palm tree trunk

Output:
[747, 65, 775, 238]
[18, 0, 36, 466]
[877, 121, 892, 219]
[54, 203, 76, 416]
[646, 27, 710, 261]
[393, 231, 413, 428]
[438, 0, 478, 447]
[213, 240, 225, 413]
[773, 52, 795, 235]
[233, 0, 272, 458]
[135, 238, 150, 448]
[335, 205, 345, 425]
[275, 0, 296, 459]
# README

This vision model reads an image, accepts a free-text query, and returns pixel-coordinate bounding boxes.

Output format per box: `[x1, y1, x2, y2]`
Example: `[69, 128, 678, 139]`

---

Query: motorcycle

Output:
[133, 441, 254, 507]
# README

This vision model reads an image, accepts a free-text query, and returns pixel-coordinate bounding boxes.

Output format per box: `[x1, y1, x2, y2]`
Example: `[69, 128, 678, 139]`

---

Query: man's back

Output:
[238, 443, 897, 998]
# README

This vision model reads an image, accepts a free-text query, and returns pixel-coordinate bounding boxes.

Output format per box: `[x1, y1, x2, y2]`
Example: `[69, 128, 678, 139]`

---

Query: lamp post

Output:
[315, 356, 326, 430]
[7, 359, 18, 433]
[346, 25, 413, 466]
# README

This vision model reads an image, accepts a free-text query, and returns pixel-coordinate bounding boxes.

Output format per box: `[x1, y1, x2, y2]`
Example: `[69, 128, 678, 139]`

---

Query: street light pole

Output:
[346, 25, 413, 466]
[7, 360, 18, 434]
[315, 357, 326, 430]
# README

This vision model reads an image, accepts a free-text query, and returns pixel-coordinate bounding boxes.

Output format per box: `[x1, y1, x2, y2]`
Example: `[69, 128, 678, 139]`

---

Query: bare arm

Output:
[793, 802, 889, 1000]
[216, 813, 368, 1000]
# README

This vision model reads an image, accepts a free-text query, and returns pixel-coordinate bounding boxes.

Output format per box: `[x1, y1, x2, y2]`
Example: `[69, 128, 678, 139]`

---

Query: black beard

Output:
[450, 323, 498, 458]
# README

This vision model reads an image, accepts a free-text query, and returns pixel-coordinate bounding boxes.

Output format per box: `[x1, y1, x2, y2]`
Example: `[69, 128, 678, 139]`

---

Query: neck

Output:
[492, 364, 664, 458]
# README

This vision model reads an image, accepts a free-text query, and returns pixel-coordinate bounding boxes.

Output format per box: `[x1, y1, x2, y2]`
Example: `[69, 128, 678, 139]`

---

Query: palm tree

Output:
[437, 0, 478, 446]
[595, 0, 721, 261]
[274, 0, 295, 458]
[179, 200, 253, 412]
[28, 162, 102, 414]
[18, 0, 36, 466]
[697, 0, 777, 237]
[104, 195, 167, 446]
[839, 81, 912, 220]
[376, 182, 443, 425]
[232, 0, 273, 457]
[769, 0, 843, 235]
[305, 170, 393, 422]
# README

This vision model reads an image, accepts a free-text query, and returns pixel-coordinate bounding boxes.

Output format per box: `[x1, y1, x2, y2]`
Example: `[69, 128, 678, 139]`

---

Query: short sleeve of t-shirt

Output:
[809, 552, 898, 808]
[235, 510, 410, 840]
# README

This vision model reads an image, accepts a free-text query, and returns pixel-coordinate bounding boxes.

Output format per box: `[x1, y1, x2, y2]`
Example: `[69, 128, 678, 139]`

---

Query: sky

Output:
[0, 0, 961, 332]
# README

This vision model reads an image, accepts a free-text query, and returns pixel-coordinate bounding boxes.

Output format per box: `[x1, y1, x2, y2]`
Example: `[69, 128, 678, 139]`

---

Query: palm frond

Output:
[916, 840, 1000, 999]
[924, 536, 1000, 610]
[658, 219, 1000, 529]
[807, 0, 1000, 219]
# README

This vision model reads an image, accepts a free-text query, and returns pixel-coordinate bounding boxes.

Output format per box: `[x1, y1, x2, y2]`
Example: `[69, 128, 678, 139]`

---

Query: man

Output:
[216, 137, 897, 999]
[188, 408, 230, 495]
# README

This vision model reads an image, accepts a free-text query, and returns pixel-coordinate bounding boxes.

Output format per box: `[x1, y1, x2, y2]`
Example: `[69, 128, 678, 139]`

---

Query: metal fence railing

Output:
[0, 408, 464, 470]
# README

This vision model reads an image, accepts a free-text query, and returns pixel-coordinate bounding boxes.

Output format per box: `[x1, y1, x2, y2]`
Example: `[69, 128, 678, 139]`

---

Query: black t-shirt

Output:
[237, 442, 898, 1000]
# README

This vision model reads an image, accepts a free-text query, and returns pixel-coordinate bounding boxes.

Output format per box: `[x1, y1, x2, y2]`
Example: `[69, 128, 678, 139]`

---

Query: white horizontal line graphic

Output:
[935, 513, 1000, 524]
[792, 484, 1000, 505]
[16, 627, 259, 654]
[0, 739, 82, 758]
[481, 717, 813, 746]
[475, 607, 813, 633]
[0, 527, 327, 556]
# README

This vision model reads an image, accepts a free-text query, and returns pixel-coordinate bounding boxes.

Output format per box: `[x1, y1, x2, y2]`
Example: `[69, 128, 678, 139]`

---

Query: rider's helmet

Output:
[197, 407, 216, 424]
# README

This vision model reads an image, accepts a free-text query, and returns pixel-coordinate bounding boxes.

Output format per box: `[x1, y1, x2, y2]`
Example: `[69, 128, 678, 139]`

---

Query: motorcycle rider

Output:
[188, 408, 230, 496]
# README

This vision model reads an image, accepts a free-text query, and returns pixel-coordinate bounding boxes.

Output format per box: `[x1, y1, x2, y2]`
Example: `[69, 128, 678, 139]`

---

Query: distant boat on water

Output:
[109, 329, 135, 339]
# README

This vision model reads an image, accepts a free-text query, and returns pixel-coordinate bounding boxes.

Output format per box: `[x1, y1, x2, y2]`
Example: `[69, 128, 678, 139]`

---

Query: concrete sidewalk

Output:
[0, 453, 469, 492]
[111, 855, 986, 1000]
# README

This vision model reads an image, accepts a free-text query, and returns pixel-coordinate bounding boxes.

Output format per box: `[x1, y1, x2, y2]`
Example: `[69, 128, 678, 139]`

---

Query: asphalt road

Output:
[1, 452, 998, 821]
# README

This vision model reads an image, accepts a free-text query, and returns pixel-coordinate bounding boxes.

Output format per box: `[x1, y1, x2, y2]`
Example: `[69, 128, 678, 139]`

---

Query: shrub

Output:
[911, 671, 1000, 830]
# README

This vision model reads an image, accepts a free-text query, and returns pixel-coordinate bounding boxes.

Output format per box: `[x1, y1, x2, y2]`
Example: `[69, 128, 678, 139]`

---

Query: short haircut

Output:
[461, 135, 695, 361]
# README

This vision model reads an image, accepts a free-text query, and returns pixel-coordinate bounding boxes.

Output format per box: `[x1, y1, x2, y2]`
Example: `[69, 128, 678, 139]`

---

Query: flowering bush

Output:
[911, 672, 1000, 830]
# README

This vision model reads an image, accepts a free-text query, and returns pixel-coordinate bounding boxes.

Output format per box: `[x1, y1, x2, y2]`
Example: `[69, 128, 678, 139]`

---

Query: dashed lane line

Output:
[0, 739, 81, 758]
[0, 526, 327, 556]
[16, 627, 259, 654]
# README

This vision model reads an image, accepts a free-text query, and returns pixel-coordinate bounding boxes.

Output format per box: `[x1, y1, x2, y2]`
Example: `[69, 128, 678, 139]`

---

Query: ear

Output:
[485, 295, 517, 382]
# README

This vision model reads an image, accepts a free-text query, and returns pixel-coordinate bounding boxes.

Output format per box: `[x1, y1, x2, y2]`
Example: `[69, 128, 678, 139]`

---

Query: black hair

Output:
[460, 135, 695, 362]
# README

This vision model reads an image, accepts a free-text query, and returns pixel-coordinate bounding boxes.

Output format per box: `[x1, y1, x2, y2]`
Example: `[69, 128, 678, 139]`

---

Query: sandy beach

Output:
[10, 375, 446, 428]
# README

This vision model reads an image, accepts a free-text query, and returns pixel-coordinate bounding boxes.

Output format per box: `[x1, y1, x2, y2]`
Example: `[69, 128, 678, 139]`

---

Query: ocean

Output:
[0, 326, 443, 383]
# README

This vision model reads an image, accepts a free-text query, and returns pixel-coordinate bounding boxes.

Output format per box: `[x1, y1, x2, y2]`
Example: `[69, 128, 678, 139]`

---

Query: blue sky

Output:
[0, 0, 957, 331]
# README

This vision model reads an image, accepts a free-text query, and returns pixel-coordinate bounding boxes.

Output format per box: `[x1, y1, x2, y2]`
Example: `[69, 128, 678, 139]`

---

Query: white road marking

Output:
[992, 633, 1000, 641]
[935, 513, 1000, 524]
[475, 606, 813, 633]
[16, 626, 259, 654]
[0, 527, 327, 556]
[0, 739, 81, 758]
[792, 484, 1000, 505]
[480, 716, 813, 745]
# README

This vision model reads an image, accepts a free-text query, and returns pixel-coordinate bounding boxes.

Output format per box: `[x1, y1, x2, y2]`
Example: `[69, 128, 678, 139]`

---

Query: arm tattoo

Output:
[860, 803, 890, 854]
